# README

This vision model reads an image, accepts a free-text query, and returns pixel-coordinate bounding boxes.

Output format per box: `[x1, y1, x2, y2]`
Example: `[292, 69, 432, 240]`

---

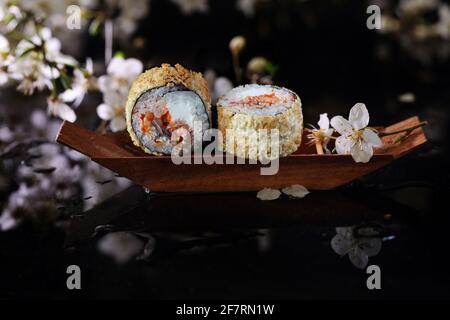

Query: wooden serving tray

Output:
[56, 116, 427, 192]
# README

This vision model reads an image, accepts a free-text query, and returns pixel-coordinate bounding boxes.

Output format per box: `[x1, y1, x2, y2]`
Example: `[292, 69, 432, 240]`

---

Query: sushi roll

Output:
[125, 64, 212, 155]
[217, 84, 303, 159]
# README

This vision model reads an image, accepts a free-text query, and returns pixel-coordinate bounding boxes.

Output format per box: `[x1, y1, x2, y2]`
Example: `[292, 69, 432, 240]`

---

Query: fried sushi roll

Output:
[217, 84, 303, 159]
[126, 64, 212, 155]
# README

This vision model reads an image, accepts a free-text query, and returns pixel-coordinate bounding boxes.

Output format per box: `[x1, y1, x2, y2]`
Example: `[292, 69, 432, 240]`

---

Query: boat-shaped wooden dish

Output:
[56, 116, 427, 192]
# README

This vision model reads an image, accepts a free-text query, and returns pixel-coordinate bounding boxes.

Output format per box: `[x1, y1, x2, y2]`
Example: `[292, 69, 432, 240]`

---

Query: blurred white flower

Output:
[170, 0, 209, 15]
[30, 109, 49, 130]
[437, 3, 450, 39]
[47, 96, 77, 122]
[97, 57, 142, 132]
[97, 91, 126, 132]
[330, 103, 382, 163]
[307, 113, 334, 154]
[60, 58, 94, 107]
[8, 55, 55, 95]
[331, 226, 382, 269]
[0, 125, 14, 143]
[0, 4, 23, 32]
[0, 34, 12, 85]
[8, 28, 76, 95]
[236, 0, 264, 17]
[204, 69, 233, 102]
[97, 231, 143, 264]
[397, 92, 416, 103]
[257, 188, 281, 201]
[398, 0, 438, 16]
[214, 77, 233, 98]
[281, 184, 309, 199]
[105, 0, 150, 39]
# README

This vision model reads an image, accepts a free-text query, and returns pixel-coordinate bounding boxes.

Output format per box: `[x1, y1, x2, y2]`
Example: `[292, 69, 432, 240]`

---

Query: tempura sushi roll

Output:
[126, 64, 212, 155]
[217, 84, 303, 159]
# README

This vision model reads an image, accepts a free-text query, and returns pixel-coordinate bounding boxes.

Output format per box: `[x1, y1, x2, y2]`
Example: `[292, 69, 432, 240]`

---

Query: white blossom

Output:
[307, 113, 334, 153]
[0, 34, 12, 85]
[97, 57, 143, 132]
[331, 226, 382, 269]
[47, 96, 77, 122]
[236, 0, 264, 17]
[170, 0, 209, 15]
[60, 58, 94, 107]
[330, 103, 382, 163]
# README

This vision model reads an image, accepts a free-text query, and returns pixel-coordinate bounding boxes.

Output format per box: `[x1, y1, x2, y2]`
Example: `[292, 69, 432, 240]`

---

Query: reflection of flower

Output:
[97, 232, 143, 264]
[331, 226, 382, 269]
[96, 57, 142, 132]
[330, 103, 382, 163]
[307, 113, 334, 154]
[170, 0, 209, 15]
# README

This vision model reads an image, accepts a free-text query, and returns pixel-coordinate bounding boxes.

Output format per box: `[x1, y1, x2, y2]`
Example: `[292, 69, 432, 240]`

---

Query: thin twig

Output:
[379, 121, 427, 137]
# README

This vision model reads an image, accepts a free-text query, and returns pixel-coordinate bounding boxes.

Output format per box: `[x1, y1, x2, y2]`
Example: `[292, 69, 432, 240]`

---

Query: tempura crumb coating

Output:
[217, 85, 303, 159]
[125, 63, 212, 155]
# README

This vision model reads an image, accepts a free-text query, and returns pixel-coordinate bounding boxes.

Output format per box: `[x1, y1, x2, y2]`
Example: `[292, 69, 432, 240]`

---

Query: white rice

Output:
[218, 84, 297, 116]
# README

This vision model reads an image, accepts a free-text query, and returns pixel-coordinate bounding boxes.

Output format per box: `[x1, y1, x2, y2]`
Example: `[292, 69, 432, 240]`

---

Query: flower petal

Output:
[97, 104, 115, 120]
[281, 184, 309, 198]
[256, 188, 281, 201]
[125, 58, 143, 78]
[330, 116, 353, 136]
[335, 135, 354, 154]
[318, 113, 330, 130]
[363, 129, 383, 147]
[57, 103, 76, 122]
[110, 116, 126, 132]
[350, 140, 373, 163]
[349, 103, 369, 130]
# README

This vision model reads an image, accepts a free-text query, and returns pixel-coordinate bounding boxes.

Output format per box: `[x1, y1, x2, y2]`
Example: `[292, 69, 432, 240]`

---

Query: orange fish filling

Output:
[231, 91, 291, 106]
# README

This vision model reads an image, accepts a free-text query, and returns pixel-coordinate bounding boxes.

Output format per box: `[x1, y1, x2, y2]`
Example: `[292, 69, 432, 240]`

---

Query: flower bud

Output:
[247, 56, 269, 73]
[229, 36, 246, 55]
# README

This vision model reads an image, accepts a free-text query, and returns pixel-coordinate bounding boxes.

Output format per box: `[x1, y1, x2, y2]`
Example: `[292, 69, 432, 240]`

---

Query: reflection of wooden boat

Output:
[56, 117, 427, 192]
[64, 185, 416, 246]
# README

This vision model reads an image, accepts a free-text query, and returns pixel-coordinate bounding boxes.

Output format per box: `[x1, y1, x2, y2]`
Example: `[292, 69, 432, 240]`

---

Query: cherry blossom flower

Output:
[307, 113, 334, 154]
[8, 28, 76, 95]
[96, 57, 143, 132]
[47, 96, 77, 122]
[331, 226, 382, 269]
[60, 58, 95, 107]
[330, 103, 383, 163]
[0, 34, 12, 85]
[257, 188, 281, 200]
[236, 0, 264, 17]
[281, 184, 310, 199]
[170, 0, 209, 15]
